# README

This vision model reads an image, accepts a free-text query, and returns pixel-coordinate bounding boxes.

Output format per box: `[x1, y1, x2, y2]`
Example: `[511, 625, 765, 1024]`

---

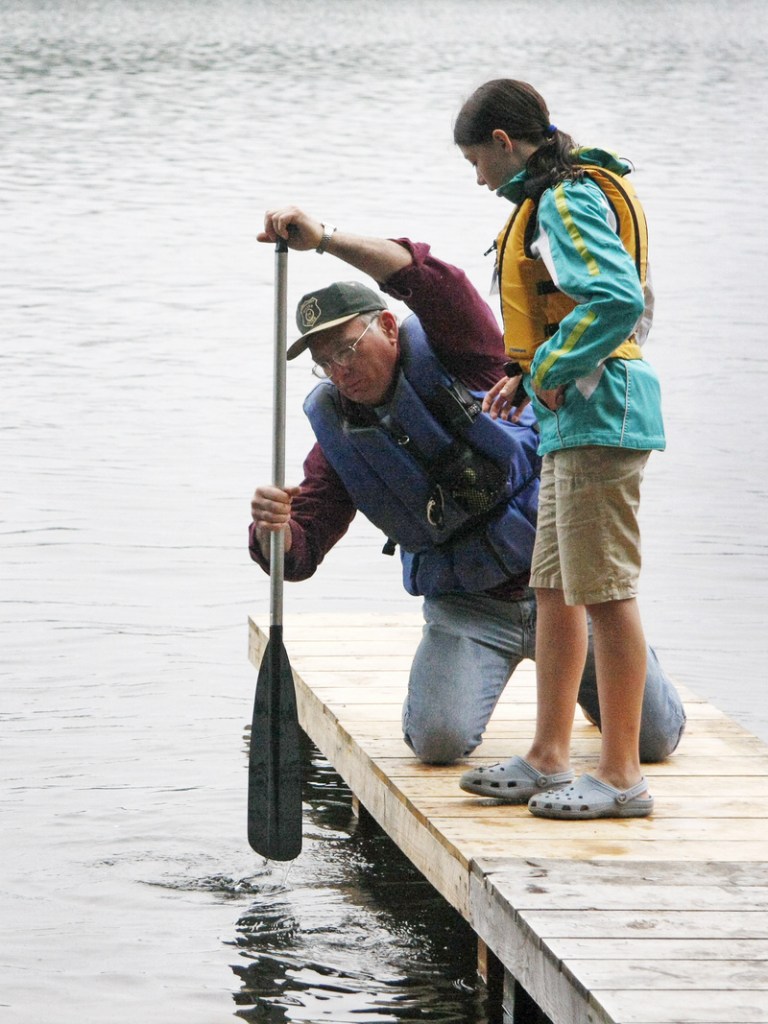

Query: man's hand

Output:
[250, 484, 301, 556]
[258, 207, 323, 251]
[482, 374, 566, 420]
[257, 206, 412, 281]
[482, 374, 531, 422]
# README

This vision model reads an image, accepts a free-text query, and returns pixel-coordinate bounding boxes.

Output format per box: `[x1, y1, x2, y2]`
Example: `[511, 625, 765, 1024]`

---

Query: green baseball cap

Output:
[287, 281, 387, 360]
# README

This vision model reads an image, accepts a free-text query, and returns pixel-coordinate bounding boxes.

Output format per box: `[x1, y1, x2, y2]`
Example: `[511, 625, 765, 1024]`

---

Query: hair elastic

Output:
[546, 123, 558, 137]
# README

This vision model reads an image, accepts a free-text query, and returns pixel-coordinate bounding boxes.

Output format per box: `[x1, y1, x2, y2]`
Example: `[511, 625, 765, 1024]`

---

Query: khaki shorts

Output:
[530, 446, 650, 606]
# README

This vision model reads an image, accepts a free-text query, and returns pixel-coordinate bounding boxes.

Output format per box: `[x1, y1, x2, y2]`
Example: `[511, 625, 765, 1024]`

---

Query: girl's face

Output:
[459, 131, 528, 191]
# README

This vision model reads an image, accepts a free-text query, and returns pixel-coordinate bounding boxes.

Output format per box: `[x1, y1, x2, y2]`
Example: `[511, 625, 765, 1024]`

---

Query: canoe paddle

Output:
[247, 237, 302, 861]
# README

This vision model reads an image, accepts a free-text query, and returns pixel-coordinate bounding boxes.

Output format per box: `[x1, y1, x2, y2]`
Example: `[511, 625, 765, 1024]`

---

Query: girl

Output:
[454, 79, 665, 819]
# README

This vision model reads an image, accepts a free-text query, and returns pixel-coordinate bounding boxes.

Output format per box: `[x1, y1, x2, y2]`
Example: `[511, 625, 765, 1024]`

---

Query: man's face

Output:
[309, 312, 399, 406]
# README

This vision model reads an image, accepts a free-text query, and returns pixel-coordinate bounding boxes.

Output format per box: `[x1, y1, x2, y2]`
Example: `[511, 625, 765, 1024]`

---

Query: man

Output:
[249, 205, 686, 771]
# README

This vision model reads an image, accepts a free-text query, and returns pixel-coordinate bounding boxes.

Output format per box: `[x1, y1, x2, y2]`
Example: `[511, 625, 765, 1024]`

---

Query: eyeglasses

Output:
[311, 315, 379, 379]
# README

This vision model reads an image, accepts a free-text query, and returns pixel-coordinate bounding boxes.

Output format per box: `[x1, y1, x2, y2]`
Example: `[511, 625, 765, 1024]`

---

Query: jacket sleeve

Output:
[381, 239, 507, 390]
[248, 442, 357, 581]
[529, 178, 646, 391]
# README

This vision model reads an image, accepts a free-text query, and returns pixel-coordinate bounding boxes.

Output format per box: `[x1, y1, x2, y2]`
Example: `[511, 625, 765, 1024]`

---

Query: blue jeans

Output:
[401, 591, 687, 765]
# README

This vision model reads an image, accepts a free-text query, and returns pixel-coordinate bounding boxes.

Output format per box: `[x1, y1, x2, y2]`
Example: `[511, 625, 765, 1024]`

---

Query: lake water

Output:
[2, 1, 767, 1021]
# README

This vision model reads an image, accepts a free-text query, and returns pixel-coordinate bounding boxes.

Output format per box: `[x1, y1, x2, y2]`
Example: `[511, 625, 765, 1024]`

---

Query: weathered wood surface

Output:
[248, 612, 768, 1023]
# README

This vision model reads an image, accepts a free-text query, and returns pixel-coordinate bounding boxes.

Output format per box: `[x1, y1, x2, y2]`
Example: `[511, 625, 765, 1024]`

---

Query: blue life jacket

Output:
[304, 315, 541, 597]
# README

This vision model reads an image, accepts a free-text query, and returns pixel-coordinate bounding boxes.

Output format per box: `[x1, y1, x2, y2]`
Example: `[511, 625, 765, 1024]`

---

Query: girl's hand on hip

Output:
[533, 384, 566, 412]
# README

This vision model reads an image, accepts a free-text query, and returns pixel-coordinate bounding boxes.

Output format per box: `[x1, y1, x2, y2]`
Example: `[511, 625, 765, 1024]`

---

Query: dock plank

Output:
[248, 613, 768, 1024]
[589, 990, 768, 1024]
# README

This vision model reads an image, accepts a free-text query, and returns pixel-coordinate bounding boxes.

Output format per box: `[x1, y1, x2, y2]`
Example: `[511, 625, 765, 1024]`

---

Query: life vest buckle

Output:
[426, 485, 446, 529]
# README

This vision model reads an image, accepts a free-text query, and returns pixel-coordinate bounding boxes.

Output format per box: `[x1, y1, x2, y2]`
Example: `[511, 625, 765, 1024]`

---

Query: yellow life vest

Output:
[496, 165, 647, 371]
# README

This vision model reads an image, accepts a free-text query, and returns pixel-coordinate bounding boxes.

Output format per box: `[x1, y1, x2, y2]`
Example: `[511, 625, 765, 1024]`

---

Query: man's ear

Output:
[379, 310, 399, 341]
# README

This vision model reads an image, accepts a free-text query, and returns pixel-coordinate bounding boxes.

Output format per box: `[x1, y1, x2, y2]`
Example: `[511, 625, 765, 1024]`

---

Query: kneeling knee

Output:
[404, 726, 477, 766]
[639, 716, 687, 763]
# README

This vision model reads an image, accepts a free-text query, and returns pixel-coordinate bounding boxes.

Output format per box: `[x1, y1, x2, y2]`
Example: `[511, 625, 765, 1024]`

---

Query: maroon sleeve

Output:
[248, 442, 356, 581]
[380, 239, 507, 390]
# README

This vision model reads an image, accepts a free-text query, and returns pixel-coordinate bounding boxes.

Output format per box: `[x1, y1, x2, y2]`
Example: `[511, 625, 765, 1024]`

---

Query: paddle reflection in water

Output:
[232, 736, 485, 1023]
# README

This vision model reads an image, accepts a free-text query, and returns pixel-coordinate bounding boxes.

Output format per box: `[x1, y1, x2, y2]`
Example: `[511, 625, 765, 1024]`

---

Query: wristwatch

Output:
[315, 223, 337, 254]
[503, 362, 528, 406]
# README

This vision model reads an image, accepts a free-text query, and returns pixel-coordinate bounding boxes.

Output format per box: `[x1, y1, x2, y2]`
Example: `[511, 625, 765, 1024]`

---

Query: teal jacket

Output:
[497, 148, 665, 455]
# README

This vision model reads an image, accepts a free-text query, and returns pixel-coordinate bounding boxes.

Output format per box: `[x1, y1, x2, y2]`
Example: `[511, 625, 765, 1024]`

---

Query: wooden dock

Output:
[248, 612, 768, 1024]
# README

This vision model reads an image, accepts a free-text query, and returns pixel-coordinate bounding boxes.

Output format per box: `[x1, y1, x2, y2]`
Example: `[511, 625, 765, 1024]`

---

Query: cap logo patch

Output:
[299, 297, 322, 330]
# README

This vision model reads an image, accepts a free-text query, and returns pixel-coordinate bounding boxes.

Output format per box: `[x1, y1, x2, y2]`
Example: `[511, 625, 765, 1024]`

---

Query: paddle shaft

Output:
[269, 238, 288, 623]
[247, 236, 302, 861]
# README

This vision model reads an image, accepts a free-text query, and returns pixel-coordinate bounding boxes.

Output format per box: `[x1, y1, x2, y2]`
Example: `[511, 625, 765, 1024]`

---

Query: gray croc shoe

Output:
[528, 773, 654, 819]
[459, 755, 574, 803]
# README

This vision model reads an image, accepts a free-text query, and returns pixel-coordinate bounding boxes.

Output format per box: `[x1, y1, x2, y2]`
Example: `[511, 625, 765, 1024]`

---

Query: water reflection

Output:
[231, 740, 485, 1023]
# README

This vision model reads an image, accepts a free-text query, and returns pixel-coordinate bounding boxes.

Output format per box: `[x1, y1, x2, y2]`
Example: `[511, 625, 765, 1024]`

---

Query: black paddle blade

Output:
[247, 627, 302, 860]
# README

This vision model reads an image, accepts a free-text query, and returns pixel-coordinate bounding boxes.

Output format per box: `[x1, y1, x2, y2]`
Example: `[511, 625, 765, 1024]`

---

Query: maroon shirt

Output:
[249, 239, 530, 599]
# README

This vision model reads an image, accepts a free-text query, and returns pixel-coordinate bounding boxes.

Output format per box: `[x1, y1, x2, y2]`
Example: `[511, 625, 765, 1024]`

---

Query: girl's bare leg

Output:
[587, 596, 649, 795]
[525, 587, 587, 774]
